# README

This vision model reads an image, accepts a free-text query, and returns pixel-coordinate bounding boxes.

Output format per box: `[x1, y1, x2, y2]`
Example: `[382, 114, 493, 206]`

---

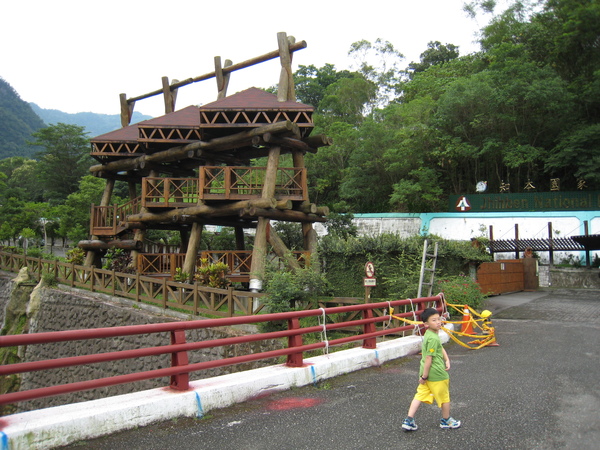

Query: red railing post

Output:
[362, 308, 377, 349]
[286, 317, 304, 367]
[169, 329, 189, 390]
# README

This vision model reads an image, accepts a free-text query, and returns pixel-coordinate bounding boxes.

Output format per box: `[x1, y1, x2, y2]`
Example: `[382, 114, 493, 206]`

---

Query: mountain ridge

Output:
[29, 103, 153, 138]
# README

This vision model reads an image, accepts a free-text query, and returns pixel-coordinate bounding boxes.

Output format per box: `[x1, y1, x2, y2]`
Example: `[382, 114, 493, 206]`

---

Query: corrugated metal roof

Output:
[200, 87, 313, 111]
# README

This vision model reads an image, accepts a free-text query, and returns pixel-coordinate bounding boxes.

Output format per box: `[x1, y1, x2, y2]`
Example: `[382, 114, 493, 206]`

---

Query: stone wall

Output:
[0, 274, 282, 413]
[548, 267, 600, 289]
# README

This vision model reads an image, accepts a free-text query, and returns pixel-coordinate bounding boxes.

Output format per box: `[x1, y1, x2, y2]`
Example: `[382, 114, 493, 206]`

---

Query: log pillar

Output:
[249, 146, 280, 291]
[119, 94, 134, 127]
[162, 77, 179, 114]
[277, 32, 295, 102]
[215, 57, 233, 99]
[182, 222, 203, 280]
[235, 226, 245, 250]
[84, 178, 115, 267]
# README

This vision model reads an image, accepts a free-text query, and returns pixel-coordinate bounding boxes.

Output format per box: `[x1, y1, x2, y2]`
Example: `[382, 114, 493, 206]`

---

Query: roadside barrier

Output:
[390, 294, 498, 350]
[0, 295, 444, 408]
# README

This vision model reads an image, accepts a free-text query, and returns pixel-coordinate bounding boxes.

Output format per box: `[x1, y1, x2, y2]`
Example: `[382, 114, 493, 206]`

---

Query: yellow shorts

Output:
[413, 379, 450, 407]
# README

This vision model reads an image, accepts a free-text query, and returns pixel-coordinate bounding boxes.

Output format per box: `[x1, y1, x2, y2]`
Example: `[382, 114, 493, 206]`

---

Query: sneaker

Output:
[401, 417, 418, 431]
[440, 417, 461, 429]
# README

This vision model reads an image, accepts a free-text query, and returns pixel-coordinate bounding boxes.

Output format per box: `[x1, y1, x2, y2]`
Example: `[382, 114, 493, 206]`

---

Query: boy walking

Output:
[402, 307, 461, 431]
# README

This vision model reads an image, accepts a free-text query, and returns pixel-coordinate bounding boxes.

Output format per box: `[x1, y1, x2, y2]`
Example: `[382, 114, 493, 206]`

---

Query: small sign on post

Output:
[364, 261, 376, 302]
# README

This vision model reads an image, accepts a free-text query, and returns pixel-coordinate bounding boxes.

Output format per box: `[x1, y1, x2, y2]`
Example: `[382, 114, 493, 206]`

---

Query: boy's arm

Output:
[442, 347, 450, 370]
[420, 355, 433, 384]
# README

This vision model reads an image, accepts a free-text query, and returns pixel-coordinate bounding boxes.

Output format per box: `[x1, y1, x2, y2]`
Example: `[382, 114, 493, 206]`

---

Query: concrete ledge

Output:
[0, 328, 451, 449]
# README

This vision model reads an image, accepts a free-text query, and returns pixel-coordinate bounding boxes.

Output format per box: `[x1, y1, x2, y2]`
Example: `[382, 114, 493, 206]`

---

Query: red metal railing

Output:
[0, 296, 443, 406]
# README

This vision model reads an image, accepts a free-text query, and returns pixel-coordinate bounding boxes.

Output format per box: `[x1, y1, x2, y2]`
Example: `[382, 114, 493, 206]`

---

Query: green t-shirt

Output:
[420, 329, 449, 382]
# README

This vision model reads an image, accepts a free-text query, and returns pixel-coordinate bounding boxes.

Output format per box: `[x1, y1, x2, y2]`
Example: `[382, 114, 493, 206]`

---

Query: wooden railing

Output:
[90, 197, 141, 236]
[142, 178, 200, 208]
[138, 250, 309, 280]
[200, 166, 307, 201]
[0, 251, 265, 318]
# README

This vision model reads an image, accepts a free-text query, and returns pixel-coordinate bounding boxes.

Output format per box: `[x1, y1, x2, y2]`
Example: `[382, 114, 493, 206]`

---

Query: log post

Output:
[249, 146, 280, 291]
[162, 76, 179, 114]
[267, 224, 300, 271]
[215, 57, 233, 99]
[182, 222, 203, 280]
[277, 32, 295, 102]
[119, 94, 134, 127]
[84, 178, 115, 267]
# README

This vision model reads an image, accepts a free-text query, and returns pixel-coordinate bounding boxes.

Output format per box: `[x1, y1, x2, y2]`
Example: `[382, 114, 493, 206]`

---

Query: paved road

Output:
[68, 289, 600, 450]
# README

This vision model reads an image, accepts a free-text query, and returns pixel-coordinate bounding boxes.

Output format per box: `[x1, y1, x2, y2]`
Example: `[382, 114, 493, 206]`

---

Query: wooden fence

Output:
[0, 251, 266, 317]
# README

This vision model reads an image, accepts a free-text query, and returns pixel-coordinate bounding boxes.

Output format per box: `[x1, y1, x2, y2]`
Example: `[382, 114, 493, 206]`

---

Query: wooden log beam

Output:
[241, 207, 327, 223]
[78, 240, 142, 251]
[126, 198, 277, 223]
[125, 40, 307, 104]
[267, 224, 300, 271]
[262, 134, 316, 153]
[315, 206, 330, 216]
[90, 121, 299, 175]
[299, 201, 317, 214]
[303, 134, 333, 148]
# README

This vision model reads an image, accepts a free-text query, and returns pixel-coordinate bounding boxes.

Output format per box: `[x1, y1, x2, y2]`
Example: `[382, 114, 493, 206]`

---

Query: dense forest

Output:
[299, 0, 600, 212]
[0, 0, 598, 247]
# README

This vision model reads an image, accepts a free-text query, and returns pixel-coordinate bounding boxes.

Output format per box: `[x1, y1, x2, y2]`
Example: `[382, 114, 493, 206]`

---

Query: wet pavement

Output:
[68, 289, 600, 450]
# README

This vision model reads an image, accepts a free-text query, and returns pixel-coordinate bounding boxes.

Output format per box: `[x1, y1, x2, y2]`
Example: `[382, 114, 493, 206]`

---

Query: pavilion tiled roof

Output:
[90, 122, 140, 142]
[138, 105, 200, 127]
[199, 87, 313, 111]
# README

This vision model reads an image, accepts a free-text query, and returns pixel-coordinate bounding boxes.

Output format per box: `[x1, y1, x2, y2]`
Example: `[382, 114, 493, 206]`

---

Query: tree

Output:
[29, 123, 92, 202]
[54, 175, 112, 244]
[293, 64, 354, 107]
[348, 38, 404, 107]
[406, 41, 461, 79]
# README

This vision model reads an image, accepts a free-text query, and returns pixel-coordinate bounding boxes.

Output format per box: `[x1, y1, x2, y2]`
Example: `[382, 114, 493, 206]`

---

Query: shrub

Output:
[103, 249, 135, 273]
[66, 247, 86, 265]
[194, 259, 230, 288]
[259, 265, 329, 332]
[173, 267, 190, 282]
[42, 273, 58, 287]
[436, 275, 487, 311]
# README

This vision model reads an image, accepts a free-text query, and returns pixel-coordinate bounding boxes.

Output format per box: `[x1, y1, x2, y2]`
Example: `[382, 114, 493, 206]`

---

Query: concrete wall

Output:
[549, 268, 600, 289]
[0, 274, 282, 413]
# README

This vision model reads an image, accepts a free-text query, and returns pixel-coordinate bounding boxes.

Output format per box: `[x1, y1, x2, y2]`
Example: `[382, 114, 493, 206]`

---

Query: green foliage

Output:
[318, 234, 492, 299]
[30, 123, 92, 202]
[437, 275, 488, 311]
[66, 247, 85, 265]
[259, 265, 330, 333]
[173, 267, 190, 282]
[42, 273, 58, 287]
[103, 249, 134, 273]
[194, 259, 230, 288]
[323, 212, 357, 240]
[0, 78, 46, 160]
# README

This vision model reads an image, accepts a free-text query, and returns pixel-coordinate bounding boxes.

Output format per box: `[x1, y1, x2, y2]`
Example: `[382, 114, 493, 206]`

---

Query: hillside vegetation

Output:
[0, 78, 45, 159]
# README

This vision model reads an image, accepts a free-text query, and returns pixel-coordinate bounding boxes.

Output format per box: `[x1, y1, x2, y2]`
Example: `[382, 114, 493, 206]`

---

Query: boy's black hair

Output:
[421, 308, 440, 323]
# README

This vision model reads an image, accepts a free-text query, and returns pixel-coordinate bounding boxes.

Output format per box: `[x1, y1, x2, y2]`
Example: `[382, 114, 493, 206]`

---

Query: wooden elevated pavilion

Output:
[81, 32, 331, 288]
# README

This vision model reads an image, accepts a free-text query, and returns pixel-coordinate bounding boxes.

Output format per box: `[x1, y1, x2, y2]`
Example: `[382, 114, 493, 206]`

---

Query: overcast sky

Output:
[1, 0, 502, 118]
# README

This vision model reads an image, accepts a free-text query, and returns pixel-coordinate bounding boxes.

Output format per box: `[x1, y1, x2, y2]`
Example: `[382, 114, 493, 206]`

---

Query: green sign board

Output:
[449, 191, 600, 212]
